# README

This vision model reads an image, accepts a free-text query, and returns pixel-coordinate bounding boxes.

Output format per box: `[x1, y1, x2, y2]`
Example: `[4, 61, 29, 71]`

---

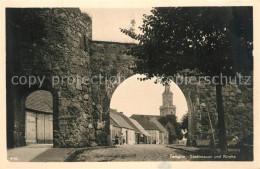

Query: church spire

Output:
[165, 84, 171, 92]
[159, 85, 176, 116]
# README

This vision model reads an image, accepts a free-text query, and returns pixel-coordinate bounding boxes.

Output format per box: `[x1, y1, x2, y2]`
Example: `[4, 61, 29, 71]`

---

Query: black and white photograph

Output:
[1, 1, 260, 168]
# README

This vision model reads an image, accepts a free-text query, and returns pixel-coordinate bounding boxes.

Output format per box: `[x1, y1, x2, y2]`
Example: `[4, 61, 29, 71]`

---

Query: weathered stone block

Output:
[91, 141, 98, 147]
[88, 123, 93, 129]
[83, 94, 89, 100]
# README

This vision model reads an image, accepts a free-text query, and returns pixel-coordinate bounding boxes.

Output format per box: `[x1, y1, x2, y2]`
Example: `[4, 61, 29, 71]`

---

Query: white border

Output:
[0, 0, 259, 169]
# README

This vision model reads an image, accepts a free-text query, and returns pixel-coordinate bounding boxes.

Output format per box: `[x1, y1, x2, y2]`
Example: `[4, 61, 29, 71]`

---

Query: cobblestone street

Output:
[75, 144, 188, 162]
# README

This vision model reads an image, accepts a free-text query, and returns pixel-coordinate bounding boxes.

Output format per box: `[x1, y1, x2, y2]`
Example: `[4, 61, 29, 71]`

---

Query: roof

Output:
[131, 115, 168, 133]
[150, 117, 168, 133]
[25, 90, 53, 113]
[131, 115, 161, 131]
[129, 118, 151, 137]
[132, 114, 160, 118]
[118, 113, 142, 133]
[110, 118, 121, 128]
[110, 111, 134, 130]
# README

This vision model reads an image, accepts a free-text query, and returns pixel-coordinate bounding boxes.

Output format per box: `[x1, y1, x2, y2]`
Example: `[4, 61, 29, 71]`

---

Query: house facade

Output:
[110, 118, 122, 145]
[131, 114, 169, 144]
[131, 115, 160, 144]
[110, 109, 136, 145]
[147, 130, 160, 144]
[129, 118, 151, 144]
[150, 117, 169, 144]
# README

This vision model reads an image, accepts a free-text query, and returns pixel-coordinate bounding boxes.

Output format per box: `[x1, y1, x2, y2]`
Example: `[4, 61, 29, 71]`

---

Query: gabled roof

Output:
[118, 113, 142, 133]
[150, 117, 168, 133]
[131, 114, 168, 133]
[25, 90, 53, 113]
[131, 115, 161, 131]
[110, 118, 121, 128]
[129, 118, 151, 137]
[110, 111, 134, 130]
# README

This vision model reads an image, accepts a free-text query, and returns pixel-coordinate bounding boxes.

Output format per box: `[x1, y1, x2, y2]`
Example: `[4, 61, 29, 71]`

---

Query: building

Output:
[159, 85, 176, 116]
[149, 117, 169, 144]
[131, 115, 166, 144]
[110, 117, 122, 145]
[110, 109, 136, 145]
[110, 85, 175, 145]
[117, 112, 145, 144]
[129, 118, 151, 144]
[131, 115, 169, 144]
[110, 109, 152, 145]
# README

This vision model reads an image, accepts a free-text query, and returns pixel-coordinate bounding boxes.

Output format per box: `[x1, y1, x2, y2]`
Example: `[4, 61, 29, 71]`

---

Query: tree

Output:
[166, 122, 176, 143]
[158, 115, 183, 142]
[181, 113, 188, 138]
[121, 7, 253, 153]
[181, 113, 188, 130]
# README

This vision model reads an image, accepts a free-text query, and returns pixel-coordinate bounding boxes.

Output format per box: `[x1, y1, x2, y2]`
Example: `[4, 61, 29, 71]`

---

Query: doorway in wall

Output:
[25, 90, 53, 144]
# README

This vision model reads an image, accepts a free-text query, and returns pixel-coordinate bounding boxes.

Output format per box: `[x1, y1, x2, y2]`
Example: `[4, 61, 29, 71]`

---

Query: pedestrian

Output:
[115, 134, 119, 145]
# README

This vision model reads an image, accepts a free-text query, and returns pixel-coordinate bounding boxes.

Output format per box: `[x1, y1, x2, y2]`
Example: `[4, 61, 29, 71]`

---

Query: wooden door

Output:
[36, 114, 45, 143]
[44, 114, 53, 143]
[26, 112, 53, 144]
[25, 112, 37, 144]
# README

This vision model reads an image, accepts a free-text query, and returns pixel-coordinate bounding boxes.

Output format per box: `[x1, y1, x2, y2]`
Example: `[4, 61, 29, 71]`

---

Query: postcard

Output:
[1, 0, 260, 169]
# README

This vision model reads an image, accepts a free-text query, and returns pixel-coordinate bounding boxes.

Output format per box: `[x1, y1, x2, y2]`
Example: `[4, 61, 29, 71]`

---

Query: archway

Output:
[110, 74, 188, 120]
[6, 81, 60, 148]
[25, 90, 53, 145]
[109, 74, 190, 145]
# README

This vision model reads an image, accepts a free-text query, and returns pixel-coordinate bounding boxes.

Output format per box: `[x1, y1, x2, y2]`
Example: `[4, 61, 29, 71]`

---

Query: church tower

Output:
[160, 85, 176, 116]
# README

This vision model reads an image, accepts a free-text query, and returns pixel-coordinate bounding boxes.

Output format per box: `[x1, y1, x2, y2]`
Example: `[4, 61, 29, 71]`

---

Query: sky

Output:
[81, 8, 152, 42]
[80, 9, 188, 120]
[110, 74, 188, 121]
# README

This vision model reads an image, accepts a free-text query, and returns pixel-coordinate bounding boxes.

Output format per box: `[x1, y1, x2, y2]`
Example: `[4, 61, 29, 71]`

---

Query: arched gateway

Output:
[6, 8, 253, 148]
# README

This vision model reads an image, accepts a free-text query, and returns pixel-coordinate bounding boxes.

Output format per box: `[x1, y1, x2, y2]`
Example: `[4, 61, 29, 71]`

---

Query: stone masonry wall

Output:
[90, 40, 253, 143]
[90, 41, 136, 145]
[6, 8, 253, 148]
[6, 8, 94, 147]
[184, 78, 253, 142]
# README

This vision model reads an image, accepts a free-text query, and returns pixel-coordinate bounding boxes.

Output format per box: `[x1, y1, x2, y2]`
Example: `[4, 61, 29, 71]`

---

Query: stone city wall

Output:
[6, 8, 253, 148]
